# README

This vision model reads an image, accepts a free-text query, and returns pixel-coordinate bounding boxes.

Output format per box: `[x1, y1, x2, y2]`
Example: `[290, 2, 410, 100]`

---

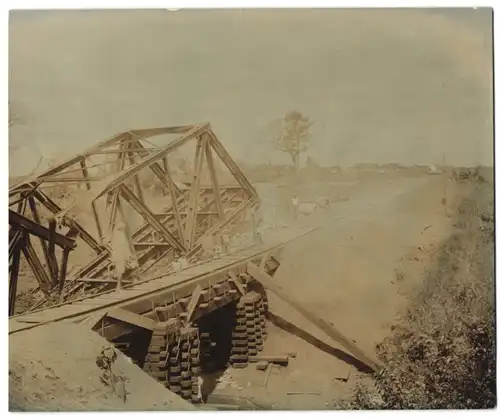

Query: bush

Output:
[341, 176, 495, 409]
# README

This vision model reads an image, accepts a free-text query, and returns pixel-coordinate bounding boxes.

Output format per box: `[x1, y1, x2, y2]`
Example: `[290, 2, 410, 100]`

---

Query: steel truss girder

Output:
[9, 123, 259, 314]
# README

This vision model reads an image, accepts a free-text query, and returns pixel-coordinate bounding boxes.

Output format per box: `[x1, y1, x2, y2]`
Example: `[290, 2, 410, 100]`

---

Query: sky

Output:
[8, 8, 494, 175]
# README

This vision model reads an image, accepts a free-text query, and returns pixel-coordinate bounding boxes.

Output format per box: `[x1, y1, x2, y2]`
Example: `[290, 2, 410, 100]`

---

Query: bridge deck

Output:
[9, 226, 315, 335]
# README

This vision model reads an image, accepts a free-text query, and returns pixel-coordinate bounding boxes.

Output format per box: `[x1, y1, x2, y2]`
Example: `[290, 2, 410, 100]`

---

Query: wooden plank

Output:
[9, 227, 315, 335]
[184, 285, 202, 324]
[106, 307, 156, 331]
[229, 275, 247, 296]
[246, 262, 381, 373]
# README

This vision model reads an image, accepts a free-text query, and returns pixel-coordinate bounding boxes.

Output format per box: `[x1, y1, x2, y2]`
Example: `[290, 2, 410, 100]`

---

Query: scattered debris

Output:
[256, 361, 269, 371]
[287, 391, 320, 396]
[248, 355, 289, 366]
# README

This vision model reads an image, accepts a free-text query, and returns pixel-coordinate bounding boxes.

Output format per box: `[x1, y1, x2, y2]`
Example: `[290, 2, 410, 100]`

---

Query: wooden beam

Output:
[106, 307, 156, 331]
[119, 184, 185, 252]
[229, 275, 247, 296]
[184, 285, 202, 324]
[184, 136, 206, 250]
[204, 137, 224, 220]
[246, 262, 381, 373]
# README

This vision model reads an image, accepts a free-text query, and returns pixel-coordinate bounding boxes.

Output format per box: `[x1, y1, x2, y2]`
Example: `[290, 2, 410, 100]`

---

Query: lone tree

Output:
[274, 110, 313, 175]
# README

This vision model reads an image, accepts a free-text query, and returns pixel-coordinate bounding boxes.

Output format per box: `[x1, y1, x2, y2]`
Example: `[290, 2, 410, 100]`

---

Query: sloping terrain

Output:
[9, 323, 194, 411]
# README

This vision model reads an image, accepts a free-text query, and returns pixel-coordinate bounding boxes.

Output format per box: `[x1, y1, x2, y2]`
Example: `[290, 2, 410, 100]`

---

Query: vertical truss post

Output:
[125, 140, 145, 203]
[17, 192, 28, 215]
[204, 134, 224, 221]
[162, 155, 185, 247]
[58, 248, 71, 304]
[21, 235, 51, 296]
[27, 196, 58, 286]
[207, 128, 258, 199]
[80, 159, 104, 242]
[9, 236, 22, 316]
[107, 144, 128, 238]
[184, 136, 206, 250]
[119, 184, 185, 252]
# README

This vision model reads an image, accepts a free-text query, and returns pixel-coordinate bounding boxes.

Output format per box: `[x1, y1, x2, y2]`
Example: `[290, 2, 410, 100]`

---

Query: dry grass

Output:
[339, 168, 495, 409]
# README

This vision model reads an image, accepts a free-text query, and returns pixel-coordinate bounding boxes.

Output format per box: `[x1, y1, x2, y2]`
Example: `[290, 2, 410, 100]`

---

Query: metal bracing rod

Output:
[80, 159, 104, 241]
[129, 139, 182, 196]
[9, 230, 23, 260]
[187, 194, 254, 259]
[206, 128, 258, 199]
[33, 190, 103, 253]
[184, 136, 207, 250]
[62, 188, 194, 286]
[9, 209, 76, 249]
[50, 125, 208, 225]
[161, 155, 185, 247]
[135, 187, 240, 276]
[107, 144, 128, 239]
[126, 141, 145, 203]
[21, 235, 52, 296]
[9, 238, 22, 316]
[81, 147, 164, 155]
[119, 184, 185, 252]
[204, 134, 225, 220]
[58, 248, 71, 303]
[80, 124, 208, 203]
[37, 176, 107, 183]
[129, 188, 233, 275]
[27, 196, 57, 285]
[7, 125, 195, 196]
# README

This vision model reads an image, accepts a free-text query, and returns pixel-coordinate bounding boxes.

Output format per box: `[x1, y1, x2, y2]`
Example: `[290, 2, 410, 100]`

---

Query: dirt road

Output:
[213, 173, 463, 408]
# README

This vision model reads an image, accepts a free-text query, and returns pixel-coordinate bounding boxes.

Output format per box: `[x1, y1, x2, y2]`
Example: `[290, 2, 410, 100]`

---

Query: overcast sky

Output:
[9, 8, 493, 175]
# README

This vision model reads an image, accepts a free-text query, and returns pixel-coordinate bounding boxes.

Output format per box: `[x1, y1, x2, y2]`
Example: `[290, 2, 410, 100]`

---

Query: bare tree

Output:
[274, 110, 313, 175]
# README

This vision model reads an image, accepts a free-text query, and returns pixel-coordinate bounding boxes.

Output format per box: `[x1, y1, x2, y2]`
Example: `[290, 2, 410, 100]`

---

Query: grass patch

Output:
[340, 169, 495, 409]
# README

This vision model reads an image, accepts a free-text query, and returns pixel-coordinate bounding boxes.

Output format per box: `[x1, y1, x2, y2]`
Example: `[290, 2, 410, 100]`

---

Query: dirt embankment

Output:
[9, 323, 194, 411]
[338, 168, 495, 409]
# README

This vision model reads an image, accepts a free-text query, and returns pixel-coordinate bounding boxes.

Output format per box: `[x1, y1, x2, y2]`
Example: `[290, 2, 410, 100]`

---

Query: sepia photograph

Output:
[7, 5, 495, 411]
